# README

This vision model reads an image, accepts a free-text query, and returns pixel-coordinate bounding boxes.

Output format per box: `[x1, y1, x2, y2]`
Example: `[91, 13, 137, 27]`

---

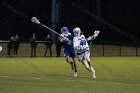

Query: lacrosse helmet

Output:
[73, 27, 81, 37]
[61, 27, 69, 34]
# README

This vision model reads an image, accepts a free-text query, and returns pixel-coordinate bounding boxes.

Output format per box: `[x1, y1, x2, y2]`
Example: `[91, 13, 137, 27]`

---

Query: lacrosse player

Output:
[31, 17, 78, 77]
[73, 27, 100, 78]
[59, 27, 78, 77]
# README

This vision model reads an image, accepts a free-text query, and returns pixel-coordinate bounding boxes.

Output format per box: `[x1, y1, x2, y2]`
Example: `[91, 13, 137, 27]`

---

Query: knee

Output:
[82, 60, 90, 68]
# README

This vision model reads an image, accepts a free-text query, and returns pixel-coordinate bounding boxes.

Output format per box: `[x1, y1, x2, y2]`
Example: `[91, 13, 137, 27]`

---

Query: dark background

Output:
[0, 0, 140, 42]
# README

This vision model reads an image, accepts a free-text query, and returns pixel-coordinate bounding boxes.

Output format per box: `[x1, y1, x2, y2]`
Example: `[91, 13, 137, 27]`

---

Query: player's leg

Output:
[78, 52, 95, 78]
[78, 54, 91, 72]
[15, 48, 18, 55]
[77, 53, 91, 72]
[14, 48, 16, 55]
[31, 47, 33, 57]
[49, 46, 52, 57]
[71, 57, 77, 77]
[87, 61, 96, 78]
[7, 48, 10, 55]
[81, 58, 91, 72]
[34, 47, 36, 57]
[65, 56, 75, 70]
[85, 52, 96, 78]
[81, 58, 96, 78]
[44, 46, 48, 56]
[70, 49, 78, 77]
[77, 54, 82, 62]
[64, 49, 75, 70]
[78, 52, 96, 78]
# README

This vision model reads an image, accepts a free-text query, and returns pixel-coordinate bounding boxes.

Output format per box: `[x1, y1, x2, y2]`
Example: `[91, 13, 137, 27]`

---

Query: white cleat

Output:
[74, 72, 77, 77]
[90, 67, 96, 78]
[92, 74, 96, 79]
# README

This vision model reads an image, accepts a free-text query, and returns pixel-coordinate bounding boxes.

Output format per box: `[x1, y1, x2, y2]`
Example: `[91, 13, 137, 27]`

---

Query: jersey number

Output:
[80, 40, 86, 46]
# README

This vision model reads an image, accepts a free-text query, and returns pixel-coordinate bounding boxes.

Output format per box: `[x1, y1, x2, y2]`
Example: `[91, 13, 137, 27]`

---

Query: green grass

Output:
[0, 57, 140, 93]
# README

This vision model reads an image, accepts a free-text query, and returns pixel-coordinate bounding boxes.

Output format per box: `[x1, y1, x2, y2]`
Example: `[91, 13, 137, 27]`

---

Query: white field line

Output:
[0, 75, 140, 86]
[0, 76, 32, 87]
[23, 85, 31, 87]
[52, 78, 140, 85]
[0, 75, 42, 80]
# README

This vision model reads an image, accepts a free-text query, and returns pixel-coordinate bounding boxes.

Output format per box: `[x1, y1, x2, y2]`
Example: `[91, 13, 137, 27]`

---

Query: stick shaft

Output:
[40, 23, 61, 36]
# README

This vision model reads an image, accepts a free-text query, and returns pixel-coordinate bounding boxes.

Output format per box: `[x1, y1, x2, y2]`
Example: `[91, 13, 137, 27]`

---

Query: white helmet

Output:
[73, 27, 81, 37]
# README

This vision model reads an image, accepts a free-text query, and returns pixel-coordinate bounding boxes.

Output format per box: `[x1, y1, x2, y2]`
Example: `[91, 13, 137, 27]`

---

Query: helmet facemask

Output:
[61, 27, 69, 35]
[73, 27, 81, 37]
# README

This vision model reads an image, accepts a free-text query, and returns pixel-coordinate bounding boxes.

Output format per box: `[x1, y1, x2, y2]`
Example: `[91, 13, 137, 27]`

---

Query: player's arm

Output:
[86, 30, 100, 41]
[59, 35, 69, 42]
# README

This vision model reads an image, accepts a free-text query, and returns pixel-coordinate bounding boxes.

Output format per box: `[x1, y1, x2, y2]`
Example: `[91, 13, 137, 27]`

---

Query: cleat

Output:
[92, 74, 96, 78]
[74, 72, 77, 77]
[90, 67, 96, 78]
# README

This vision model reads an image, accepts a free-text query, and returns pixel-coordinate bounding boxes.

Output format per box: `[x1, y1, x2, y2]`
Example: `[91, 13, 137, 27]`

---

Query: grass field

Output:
[0, 57, 140, 93]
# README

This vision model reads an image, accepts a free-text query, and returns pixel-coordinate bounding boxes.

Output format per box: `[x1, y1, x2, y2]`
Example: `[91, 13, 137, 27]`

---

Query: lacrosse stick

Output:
[87, 30, 100, 44]
[31, 17, 61, 36]
[31, 17, 73, 43]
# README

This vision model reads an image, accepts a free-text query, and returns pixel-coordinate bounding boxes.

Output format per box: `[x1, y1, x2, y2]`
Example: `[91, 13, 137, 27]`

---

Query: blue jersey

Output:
[60, 33, 74, 50]
[60, 33, 76, 58]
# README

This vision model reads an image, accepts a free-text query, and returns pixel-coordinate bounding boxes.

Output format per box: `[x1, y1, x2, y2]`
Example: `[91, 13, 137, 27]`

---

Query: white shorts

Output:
[77, 51, 90, 62]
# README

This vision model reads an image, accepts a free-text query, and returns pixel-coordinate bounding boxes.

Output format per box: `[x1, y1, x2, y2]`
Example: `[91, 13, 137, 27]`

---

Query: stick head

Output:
[31, 17, 40, 24]
[94, 30, 100, 37]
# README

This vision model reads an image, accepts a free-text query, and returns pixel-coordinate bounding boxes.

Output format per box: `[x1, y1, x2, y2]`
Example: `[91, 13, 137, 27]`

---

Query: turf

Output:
[0, 57, 140, 93]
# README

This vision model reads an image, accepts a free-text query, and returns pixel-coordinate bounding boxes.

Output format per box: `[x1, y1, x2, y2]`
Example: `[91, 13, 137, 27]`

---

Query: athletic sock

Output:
[70, 62, 74, 70]
[91, 67, 95, 75]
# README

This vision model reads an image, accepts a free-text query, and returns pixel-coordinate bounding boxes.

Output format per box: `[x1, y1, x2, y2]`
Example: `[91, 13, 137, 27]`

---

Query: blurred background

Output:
[0, 0, 140, 41]
[0, 0, 140, 57]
